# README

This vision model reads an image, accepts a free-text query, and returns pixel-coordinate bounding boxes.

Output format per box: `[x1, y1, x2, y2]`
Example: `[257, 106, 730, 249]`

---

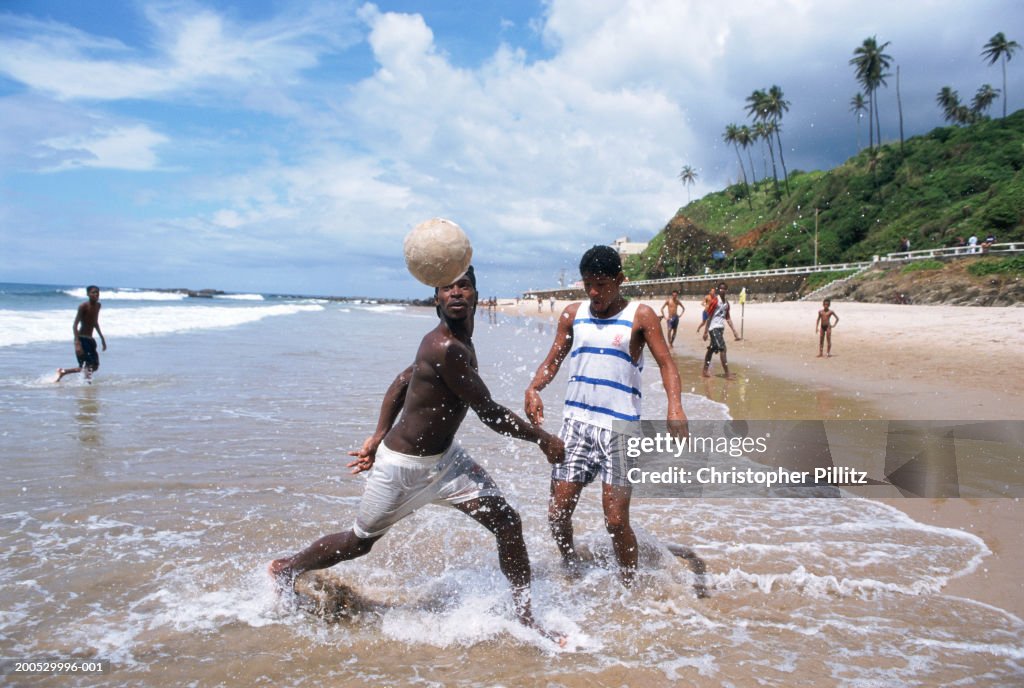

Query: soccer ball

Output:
[403, 218, 473, 287]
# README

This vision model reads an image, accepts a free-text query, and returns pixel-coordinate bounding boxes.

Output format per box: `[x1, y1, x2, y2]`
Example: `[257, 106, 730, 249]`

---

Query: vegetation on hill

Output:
[625, 110, 1024, 281]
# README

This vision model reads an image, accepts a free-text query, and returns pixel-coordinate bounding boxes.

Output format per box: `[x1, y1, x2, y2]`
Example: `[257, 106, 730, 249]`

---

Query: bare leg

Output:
[548, 480, 585, 577]
[454, 496, 564, 644]
[269, 530, 380, 591]
[826, 330, 832, 356]
[702, 348, 713, 378]
[602, 483, 637, 587]
[720, 352, 735, 380]
[56, 367, 81, 382]
[818, 330, 825, 357]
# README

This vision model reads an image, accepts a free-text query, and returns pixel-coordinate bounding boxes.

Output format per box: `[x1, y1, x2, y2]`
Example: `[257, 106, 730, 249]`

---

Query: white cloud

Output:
[42, 125, 169, 171]
[2, 0, 1023, 295]
[0, 3, 360, 101]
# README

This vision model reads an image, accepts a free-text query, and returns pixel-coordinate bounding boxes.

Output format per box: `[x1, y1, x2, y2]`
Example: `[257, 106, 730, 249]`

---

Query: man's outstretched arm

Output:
[440, 344, 564, 464]
[524, 304, 577, 425]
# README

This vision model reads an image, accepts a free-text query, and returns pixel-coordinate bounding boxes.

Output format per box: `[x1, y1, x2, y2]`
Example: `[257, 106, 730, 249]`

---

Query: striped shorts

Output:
[552, 418, 635, 487]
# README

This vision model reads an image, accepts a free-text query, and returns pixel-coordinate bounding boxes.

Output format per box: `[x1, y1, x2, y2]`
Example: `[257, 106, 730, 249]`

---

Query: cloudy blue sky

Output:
[2, 1, 1021, 298]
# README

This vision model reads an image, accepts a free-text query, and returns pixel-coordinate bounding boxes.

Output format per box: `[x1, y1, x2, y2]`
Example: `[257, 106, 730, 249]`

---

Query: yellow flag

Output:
[739, 287, 747, 305]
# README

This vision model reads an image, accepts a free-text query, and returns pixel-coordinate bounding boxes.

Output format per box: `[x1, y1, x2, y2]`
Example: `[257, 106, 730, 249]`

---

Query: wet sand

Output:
[500, 297, 1024, 618]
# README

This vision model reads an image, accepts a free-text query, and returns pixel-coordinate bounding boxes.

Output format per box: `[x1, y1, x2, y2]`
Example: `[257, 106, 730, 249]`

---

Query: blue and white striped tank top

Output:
[564, 301, 644, 429]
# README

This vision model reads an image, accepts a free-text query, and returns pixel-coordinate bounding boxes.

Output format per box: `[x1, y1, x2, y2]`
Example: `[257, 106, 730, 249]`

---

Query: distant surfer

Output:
[56, 285, 106, 382]
[270, 267, 566, 642]
[816, 298, 839, 357]
[524, 246, 687, 586]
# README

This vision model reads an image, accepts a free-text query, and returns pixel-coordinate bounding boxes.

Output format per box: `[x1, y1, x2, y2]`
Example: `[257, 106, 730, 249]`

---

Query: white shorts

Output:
[353, 441, 502, 539]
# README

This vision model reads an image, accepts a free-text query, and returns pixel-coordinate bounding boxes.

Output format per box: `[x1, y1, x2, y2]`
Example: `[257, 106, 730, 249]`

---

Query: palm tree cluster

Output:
[721, 86, 792, 201]
[936, 84, 1001, 125]
[934, 33, 1018, 126]
[701, 31, 1018, 212]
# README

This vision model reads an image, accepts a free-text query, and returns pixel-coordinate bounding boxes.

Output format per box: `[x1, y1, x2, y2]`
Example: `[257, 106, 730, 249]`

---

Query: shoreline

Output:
[496, 297, 1024, 618]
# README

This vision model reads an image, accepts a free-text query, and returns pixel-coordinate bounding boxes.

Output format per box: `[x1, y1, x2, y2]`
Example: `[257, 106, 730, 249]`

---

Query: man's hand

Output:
[525, 388, 545, 426]
[539, 432, 565, 464]
[347, 434, 382, 474]
[667, 417, 689, 441]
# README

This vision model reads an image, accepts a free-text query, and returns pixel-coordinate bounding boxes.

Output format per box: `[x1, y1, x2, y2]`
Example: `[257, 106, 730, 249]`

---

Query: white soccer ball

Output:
[403, 218, 474, 287]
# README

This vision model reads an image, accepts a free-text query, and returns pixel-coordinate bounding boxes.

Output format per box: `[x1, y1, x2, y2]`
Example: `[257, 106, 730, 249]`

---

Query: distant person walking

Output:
[56, 285, 106, 382]
[815, 299, 839, 358]
[696, 282, 741, 379]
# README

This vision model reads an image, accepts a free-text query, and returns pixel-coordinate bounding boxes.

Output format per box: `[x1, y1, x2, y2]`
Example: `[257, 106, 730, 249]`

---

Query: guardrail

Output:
[524, 242, 1022, 297]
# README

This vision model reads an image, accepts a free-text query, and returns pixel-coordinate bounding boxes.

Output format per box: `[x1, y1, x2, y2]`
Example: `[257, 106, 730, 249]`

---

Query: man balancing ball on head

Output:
[271, 225, 566, 642]
[524, 245, 687, 587]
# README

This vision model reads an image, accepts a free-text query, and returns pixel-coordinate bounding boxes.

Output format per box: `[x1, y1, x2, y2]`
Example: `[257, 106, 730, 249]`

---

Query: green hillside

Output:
[626, 110, 1024, 279]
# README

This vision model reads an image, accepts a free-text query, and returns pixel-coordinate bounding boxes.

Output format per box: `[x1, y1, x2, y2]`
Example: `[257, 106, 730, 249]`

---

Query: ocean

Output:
[1, 282, 1021, 686]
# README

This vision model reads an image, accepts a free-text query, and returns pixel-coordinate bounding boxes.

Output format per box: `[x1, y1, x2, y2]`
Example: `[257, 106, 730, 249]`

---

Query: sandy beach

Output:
[502, 296, 1024, 618]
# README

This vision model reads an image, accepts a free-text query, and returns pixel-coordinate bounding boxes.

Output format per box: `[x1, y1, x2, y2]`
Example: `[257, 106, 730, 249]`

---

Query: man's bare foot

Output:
[532, 622, 569, 648]
[817, 353, 823, 358]
[701, 369, 711, 378]
[723, 373, 737, 380]
[561, 555, 583, 582]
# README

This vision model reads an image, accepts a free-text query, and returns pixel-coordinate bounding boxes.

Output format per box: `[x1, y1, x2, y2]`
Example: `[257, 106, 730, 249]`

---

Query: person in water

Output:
[57, 285, 106, 382]
[270, 266, 565, 640]
[525, 246, 687, 586]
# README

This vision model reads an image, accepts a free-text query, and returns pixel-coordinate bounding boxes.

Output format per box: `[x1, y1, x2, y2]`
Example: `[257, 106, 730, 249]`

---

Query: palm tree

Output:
[737, 125, 757, 183]
[678, 165, 698, 204]
[850, 92, 868, 151]
[762, 85, 791, 194]
[722, 125, 752, 208]
[746, 89, 782, 196]
[850, 37, 893, 150]
[936, 87, 967, 124]
[982, 32, 1020, 118]
[972, 84, 1001, 119]
[753, 120, 780, 197]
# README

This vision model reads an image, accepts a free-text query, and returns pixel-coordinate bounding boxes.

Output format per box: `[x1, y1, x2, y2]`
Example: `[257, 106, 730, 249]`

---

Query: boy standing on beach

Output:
[271, 267, 565, 639]
[524, 246, 686, 586]
[696, 282, 741, 379]
[660, 290, 685, 347]
[816, 299, 839, 357]
[56, 285, 106, 382]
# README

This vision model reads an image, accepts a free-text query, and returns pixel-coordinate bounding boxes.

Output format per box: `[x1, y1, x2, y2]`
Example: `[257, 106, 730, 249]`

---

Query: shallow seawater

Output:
[0, 292, 1021, 686]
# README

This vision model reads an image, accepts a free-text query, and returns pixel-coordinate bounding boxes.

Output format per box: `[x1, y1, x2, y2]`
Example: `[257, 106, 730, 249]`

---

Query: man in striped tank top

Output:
[525, 246, 687, 586]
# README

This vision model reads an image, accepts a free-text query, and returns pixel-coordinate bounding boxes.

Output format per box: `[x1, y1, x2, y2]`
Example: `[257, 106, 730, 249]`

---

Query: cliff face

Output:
[820, 259, 1024, 306]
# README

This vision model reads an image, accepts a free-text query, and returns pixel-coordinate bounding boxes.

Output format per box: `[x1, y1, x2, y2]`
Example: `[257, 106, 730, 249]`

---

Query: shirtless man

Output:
[56, 285, 106, 382]
[270, 267, 565, 638]
[660, 290, 685, 347]
[816, 298, 839, 357]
